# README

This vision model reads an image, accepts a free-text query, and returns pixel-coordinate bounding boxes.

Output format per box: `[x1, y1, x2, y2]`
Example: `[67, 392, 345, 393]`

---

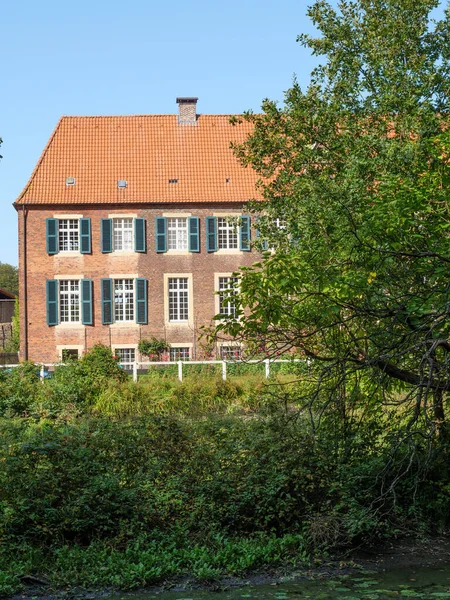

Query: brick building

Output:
[14, 98, 263, 364]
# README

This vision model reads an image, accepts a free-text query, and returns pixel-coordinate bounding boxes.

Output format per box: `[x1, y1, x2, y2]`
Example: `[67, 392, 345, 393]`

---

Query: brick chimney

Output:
[176, 97, 198, 124]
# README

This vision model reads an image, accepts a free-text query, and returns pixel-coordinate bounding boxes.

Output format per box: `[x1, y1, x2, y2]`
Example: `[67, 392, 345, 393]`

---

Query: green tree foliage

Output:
[219, 0, 450, 436]
[0, 262, 18, 296]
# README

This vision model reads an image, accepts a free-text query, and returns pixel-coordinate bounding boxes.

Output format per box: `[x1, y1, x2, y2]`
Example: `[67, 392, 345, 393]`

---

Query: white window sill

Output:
[57, 251, 81, 256]
[215, 249, 244, 255]
[110, 322, 140, 328]
[55, 323, 85, 329]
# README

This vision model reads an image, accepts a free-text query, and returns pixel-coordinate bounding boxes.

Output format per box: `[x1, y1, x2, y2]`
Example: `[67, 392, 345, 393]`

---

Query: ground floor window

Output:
[115, 348, 136, 365]
[114, 279, 134, 322]
[59, 280, 80, 323]
[169, 347, 190, 361]
[220, 345, 242, 360]
[62, 348, 79, 361]
[168, 277, 189, 322]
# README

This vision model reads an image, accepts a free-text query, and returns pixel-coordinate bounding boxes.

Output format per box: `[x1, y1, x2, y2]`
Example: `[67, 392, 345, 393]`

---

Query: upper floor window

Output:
[46, 218, 91, 255]
[206, 216, 251, 252]
[101, 218, 146, 253]
[59, 219, 79, 252]
[217, 217, 238, 250]
[155, 217, 200, 253]
[113, 218, 134, 251]
[167, 217, 188, 251]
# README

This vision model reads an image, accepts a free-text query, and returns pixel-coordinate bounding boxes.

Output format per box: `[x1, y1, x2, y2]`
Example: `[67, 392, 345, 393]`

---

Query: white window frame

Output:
[217, 217, 239, 250]
[58, 219, 79, 252]
[218, 276, 239, 318]
[169, 346, 191, 361]
[114, 279, 135, 322]
[112, 217, 134, 252]
[218, 343, 243, 360]
[113, 346, 137, 367]
[167, 217, 188, 251]
[164, 274, 193, 327]
[59, 279, 81, 323]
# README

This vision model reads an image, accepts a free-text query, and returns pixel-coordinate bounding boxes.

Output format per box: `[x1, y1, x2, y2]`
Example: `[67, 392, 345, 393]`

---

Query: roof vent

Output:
[118, 180, 127, 188]
[169, 179, 178, 184]
[176, 97, 198, 125]
[66, 177, 76, 186]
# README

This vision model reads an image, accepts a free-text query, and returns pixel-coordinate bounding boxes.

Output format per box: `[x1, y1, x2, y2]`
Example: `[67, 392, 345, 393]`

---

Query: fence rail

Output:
[1, 359, 303, 382]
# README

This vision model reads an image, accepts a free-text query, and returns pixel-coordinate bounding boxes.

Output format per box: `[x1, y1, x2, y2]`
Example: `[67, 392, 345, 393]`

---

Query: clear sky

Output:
[1, 0, 447, 267]
[0, 0, 323, 266]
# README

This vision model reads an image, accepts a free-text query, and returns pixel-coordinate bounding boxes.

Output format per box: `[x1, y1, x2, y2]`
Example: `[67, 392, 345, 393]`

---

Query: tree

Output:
[0, 263, 18, 296]
[218, 0, 450, 438]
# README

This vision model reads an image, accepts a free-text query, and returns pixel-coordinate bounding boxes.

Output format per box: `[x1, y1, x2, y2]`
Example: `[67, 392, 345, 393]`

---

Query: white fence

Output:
[1, 359, 302, 382]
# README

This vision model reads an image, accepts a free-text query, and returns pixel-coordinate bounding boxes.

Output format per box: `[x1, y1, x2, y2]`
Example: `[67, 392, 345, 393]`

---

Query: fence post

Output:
[40, 365, 45, 381]
[178, 361, 183, 382]
[133, 361, 138, 382]
[222, 360, 227, 381]
[265, 358, 270, 378]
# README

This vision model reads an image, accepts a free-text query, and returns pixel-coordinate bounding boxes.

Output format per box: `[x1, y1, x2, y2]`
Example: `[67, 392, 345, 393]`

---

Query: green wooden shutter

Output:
[101, 219, 113, 253]
[240, 216, 251, 251]
[188, 217, 200, 252]
[135, 278, 148, 324]
[101, 278, 113, 324]
[206, 217, 217, 252]
[46, 218, 59, 255]
[81, 279, 93, 325]
[155, 217, 167, 253]
[134, 218, 146, 253]
[80, 218, 91, 254]
[46, 279, 58, 326]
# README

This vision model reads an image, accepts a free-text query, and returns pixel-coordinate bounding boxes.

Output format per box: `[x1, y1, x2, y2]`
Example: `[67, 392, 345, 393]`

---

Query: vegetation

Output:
[0, 344, 450, 595]
[0, 262, 18, 296]
[219, 0, 450, 453]
[138, 336, 171, 361]
[3, 1, 450, 596]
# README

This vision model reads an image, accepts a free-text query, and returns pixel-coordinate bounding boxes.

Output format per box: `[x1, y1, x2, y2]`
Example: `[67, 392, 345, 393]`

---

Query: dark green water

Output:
[112, 565, 450, 600]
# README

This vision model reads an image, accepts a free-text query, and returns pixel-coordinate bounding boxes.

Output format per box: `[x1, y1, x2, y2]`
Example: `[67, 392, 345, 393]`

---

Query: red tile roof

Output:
[15, 115, 263, 206]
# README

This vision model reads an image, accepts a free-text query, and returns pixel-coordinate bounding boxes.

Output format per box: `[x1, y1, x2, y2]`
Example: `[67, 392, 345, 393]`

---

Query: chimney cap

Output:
[176, 97, 198, 104]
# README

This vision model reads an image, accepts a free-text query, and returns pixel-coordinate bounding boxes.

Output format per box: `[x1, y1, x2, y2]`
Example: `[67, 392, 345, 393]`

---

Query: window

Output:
[217, 217, 238, 250]
[47, 279, 92, 326]
[218, 277, 238, 317]
[206, 216, 251, 252]
[46, 218, 91, 255]
[169, 347, 190, 361]
[101, 218, 146, 253]
[167, 217, 188, 250]
[62, 348, 79, 361]
[220, 345, 242, 360]
[59, 280, 80, 323]
[114, 279, 134, 322]
[59, 219, 79, 252]
[113, 218, 134, 251]
[168, 277, 189, 322]
[115, 348, 136, 365]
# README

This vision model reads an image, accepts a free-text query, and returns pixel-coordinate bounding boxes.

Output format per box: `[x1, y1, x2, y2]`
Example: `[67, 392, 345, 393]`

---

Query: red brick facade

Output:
[15, 100, 262, 363]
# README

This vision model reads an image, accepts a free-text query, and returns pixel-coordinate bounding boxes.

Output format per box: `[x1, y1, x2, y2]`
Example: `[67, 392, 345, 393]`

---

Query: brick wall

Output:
[20, 203, 259, 363]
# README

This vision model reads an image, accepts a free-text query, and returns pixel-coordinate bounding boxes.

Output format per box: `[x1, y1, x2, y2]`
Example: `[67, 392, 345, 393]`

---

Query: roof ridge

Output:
[58, 114, 237, 119]
[15, 117, 65, 205]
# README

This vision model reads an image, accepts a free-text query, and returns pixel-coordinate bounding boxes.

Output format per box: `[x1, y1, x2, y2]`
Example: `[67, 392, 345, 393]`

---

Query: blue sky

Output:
[0, 0, 322, 266]
[1, 0, 447, 267]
